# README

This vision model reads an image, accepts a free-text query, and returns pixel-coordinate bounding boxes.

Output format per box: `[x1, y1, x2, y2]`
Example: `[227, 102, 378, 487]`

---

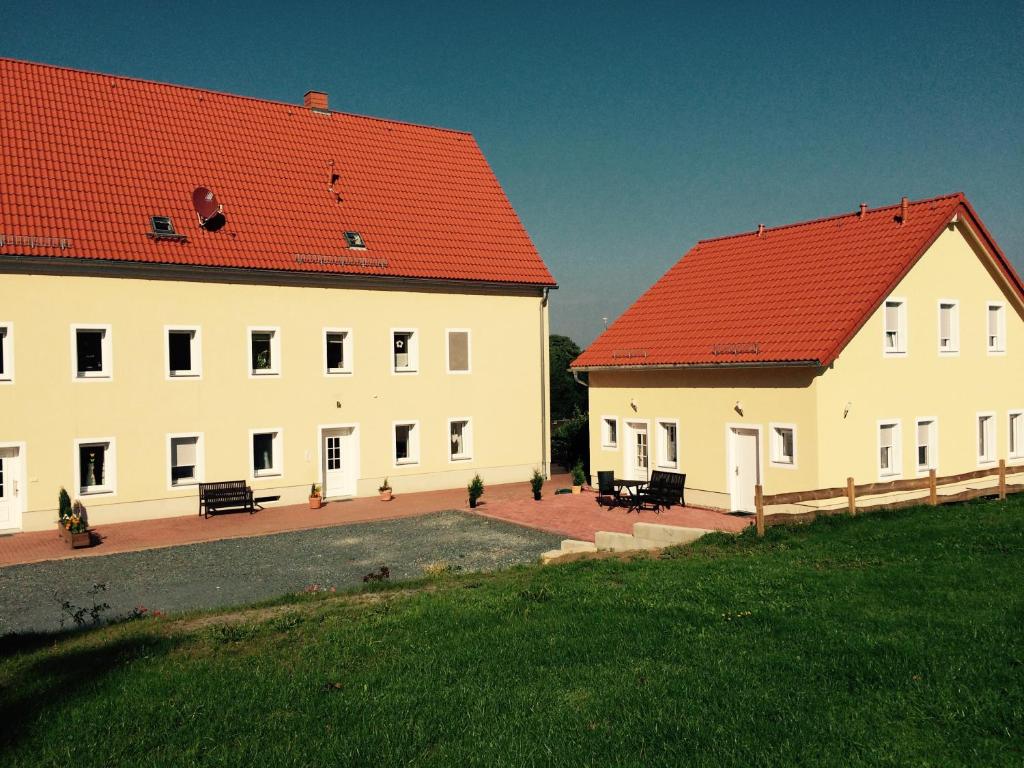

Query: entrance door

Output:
[625, 422, 649, 481]
[730, 428, 760, 512]
[322, 427, 357, 498]
[0, 447, 23, 531]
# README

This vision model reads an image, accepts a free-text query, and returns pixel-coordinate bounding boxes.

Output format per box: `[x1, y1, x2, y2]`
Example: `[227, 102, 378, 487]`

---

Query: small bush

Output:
[530, 469, 544, 495]
[571, 461, 587, 486]
[468, 474, 484, 505]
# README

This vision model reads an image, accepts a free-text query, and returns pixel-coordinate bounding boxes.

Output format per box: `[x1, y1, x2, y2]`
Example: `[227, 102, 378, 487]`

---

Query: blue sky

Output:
[2, 0, 1021, 345]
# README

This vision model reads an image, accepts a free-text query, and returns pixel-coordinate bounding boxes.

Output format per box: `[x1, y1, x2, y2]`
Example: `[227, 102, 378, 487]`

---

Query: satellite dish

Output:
[192, 186, 225, 231]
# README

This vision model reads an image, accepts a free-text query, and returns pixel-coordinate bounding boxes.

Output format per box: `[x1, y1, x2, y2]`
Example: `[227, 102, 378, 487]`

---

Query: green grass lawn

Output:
[2, 500, 1023, 767]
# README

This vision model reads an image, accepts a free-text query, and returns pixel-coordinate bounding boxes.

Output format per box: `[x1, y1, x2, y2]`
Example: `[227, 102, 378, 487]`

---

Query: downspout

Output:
[539, 287, 550, 478]
[572, 370, 588, 388]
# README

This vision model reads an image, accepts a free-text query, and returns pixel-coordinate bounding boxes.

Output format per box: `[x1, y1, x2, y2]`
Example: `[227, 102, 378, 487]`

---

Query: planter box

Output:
[308, 496, 323, 510]
[70, 530, 92, 549]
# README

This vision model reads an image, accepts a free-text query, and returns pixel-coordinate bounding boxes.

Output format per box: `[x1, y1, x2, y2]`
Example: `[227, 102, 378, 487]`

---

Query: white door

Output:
[0, 447, 23, 530]
[730, 428, 760, 512]
[625, 422, 649, 481]
[322, 428, 357, 498]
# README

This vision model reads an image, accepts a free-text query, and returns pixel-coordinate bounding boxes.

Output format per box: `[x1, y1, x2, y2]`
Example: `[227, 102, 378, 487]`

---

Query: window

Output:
[251, 430, 283, 477]
[72, 325, 112, 379]
[0, 323, 11, 382]
[149, 216, 184, 239]
[394, 422, 419, 466]
[938, 301, 959, 353]
[75, 439, 115, 495]
[1008, 411, 1022, 460]
[883, 299, 906, 354]
[878, 421, 901, 478]
[770, 424, 796, 468]
[977, 413, 995, 464]
[168, 434, 203, 488]
[324, 329, 352, 375]
[344, 231, 366, 249]
[449, 419, 472, 461]
[446, 329, 471, 373]
[392, 330, 418, 373]
[915, 419, 937, 471]
[249, 327, 280, 376]
[601, 417, 618, 449]
[166, 326, 201, 378]
[987, 303, 1006, 353]
[656, 419, 679, 469]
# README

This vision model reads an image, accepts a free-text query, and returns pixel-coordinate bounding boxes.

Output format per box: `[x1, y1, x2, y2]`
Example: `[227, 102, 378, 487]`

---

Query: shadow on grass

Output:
[0, 625, 182, 753]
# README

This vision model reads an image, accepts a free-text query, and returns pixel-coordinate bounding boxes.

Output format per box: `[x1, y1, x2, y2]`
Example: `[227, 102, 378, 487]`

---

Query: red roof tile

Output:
[0, 58, 555, 286]
[573, 194, 1023, 369]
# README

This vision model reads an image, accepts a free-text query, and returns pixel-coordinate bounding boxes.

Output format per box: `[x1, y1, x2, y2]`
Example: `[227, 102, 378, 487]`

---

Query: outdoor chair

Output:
[628, 471, 686, 513]
[596, 470, 621, 507]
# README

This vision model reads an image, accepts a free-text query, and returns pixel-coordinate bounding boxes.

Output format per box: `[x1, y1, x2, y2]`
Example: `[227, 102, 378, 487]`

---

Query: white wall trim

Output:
[249, 427, 284, 479]
[725, 423, 763, 509]
[165, 432, 206, 491]
[164, 325, 203, 380]
[390, 328, 419, 375]
[1009, 409, 1024, 462]
[976, 411, 997, 466]
[322, 327, 354, 377]
[622, 418, 651, 481]
[316, 422, 360, 499]
[0, 440, 27, 531]
[768, 422, 798, 470]
[73, 436, 118, 497]
[876, 419, 902, 480]
[913, 417, 939, 474]
[0, 322, 14, 384]
[247, 326, 282, 378]
[654, 417, 680, 470]
[881, 296, 908, 357]
[936, 299, 960, 356]
[392, 419, 421, 467]
[447, 416, 474, 463]
[599, 415, 619, 450]
[70, 323, 113, 382]
[986, 301, 1007, 356]
[445, 328, 472, 374]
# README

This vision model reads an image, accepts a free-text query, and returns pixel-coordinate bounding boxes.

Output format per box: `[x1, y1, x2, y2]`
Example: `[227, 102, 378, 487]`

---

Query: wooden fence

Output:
[754, 460, 1022, 537]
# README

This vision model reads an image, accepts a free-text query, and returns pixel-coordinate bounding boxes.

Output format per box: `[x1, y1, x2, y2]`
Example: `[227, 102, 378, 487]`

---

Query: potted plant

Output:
[530, 469, 544, 501]
[378, 478, 393, 502]
[308, 483, 323, 509]
[57, 487, 73, 541]
[571, 461, 587, 494]
[67, 500, 91, 549]
[468, 474, 484, 508]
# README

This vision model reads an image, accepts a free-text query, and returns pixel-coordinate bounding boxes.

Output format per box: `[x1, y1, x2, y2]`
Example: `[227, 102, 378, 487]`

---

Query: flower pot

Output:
[308, 496, 323, 510]
[379, 490, 392, 502]
[533, 491, 542, 501]
[69, 530, 91, 549]
[469, 498, 478, 508]
[572, 485, 582, 495]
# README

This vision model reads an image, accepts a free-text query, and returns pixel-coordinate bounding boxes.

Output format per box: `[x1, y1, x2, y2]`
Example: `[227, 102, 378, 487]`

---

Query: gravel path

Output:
[0, 511, 560, 636]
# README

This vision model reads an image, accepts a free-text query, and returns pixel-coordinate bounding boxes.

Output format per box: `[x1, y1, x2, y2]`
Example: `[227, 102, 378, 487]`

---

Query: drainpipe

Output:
[539, 287, 550, 478]
[572, 370, 588, 388]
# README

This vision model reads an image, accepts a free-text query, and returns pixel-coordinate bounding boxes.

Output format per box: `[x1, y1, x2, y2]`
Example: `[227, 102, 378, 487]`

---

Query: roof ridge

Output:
[0, 56, 475, 138]
[695, 192, 964, 245]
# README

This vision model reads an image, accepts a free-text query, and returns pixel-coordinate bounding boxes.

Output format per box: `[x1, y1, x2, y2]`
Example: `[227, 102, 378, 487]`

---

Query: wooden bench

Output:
[628, 470, 686, 513]
[198, 480, 255, 519]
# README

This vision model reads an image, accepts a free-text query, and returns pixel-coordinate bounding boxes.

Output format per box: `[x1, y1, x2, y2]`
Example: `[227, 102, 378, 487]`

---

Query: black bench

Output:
[199, 480, 255, 518]
[628, 470, 686, 513]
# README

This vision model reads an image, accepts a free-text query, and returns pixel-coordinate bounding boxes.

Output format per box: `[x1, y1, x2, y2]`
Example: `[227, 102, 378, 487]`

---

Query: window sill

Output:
[250, 370, 280, 377]
[769, 460, 796, 469]
[393, 368, 419, 374]
[601, 444, 618, 451]
[254, 470, 281, 478]
[656, 463, 678, 470]
[169, 371, 200, 378]
[79, 487, 113, 496]
[395, 459, 419, 467]
[326, 369, 353, 376]
[75, 372, 111, 380]
[450, 455, 471, 462]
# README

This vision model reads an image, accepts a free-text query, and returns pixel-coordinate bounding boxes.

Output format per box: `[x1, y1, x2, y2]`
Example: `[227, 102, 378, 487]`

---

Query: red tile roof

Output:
[0, 58, 555, 286]
[573, 193, 1023, 369]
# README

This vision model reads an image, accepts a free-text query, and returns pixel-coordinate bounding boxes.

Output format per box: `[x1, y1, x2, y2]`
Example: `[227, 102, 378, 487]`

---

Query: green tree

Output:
[549, 334, 587, 422]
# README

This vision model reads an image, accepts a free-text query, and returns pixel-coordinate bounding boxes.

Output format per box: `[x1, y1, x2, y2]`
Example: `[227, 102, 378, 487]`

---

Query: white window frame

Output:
[986, 302, 1006, 355]
[914, 417, 938, 473]
[1009, 410, 1024, 462]
[391, 328, 419, 374]
[322, 327, 354, 376]
[0, 322, 13, 384]
[655, 418, 680, 469]
[249, 428, 284, 479]
[882, 298, 907, 356]
[877, 420, 902, 479]
[445, 328, 472, 374]
[936, 300, 959, 355]
[71, 324, 113, 381]
[393, 420, 420, 467]
[769, 422, 797, 469]
[248, 326, 281, 377]
[164, 325, 202, 380]
[447, 417, 473, 463]
[166, 432, 205, 490]
[976, 412, 996, 466]
[600, 416, 619, 450]
[73, 437, 117, 496]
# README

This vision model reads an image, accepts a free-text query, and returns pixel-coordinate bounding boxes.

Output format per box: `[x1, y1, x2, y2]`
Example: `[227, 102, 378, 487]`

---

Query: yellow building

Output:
[572, 194, 1024, 511]
[0, 59, 555, 533]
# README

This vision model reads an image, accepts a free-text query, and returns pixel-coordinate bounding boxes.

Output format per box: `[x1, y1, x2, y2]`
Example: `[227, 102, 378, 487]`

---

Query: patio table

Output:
[613, 479, 648, 504]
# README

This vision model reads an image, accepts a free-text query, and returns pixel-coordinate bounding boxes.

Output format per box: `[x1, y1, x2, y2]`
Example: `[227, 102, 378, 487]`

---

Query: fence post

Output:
[929, 469, 937, 506]
[846, 477, 856, 516]
[755, 484, 764, 538]
[999, 459, 1007, 500]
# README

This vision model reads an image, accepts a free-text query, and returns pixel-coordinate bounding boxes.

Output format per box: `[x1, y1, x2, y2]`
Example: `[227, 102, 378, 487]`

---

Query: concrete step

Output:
[632, 523, 707, 547]
[540, 549, 569, 564]
[560, 539, 598, 553]
[594, 531, 640, 552]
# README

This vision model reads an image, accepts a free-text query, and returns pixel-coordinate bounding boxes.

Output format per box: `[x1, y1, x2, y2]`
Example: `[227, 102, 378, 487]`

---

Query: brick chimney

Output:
[304, 90, 329, 112]
[858, 203, 868, 217]
[757, 223, 765, 237]
[899, 196, 909, 224]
